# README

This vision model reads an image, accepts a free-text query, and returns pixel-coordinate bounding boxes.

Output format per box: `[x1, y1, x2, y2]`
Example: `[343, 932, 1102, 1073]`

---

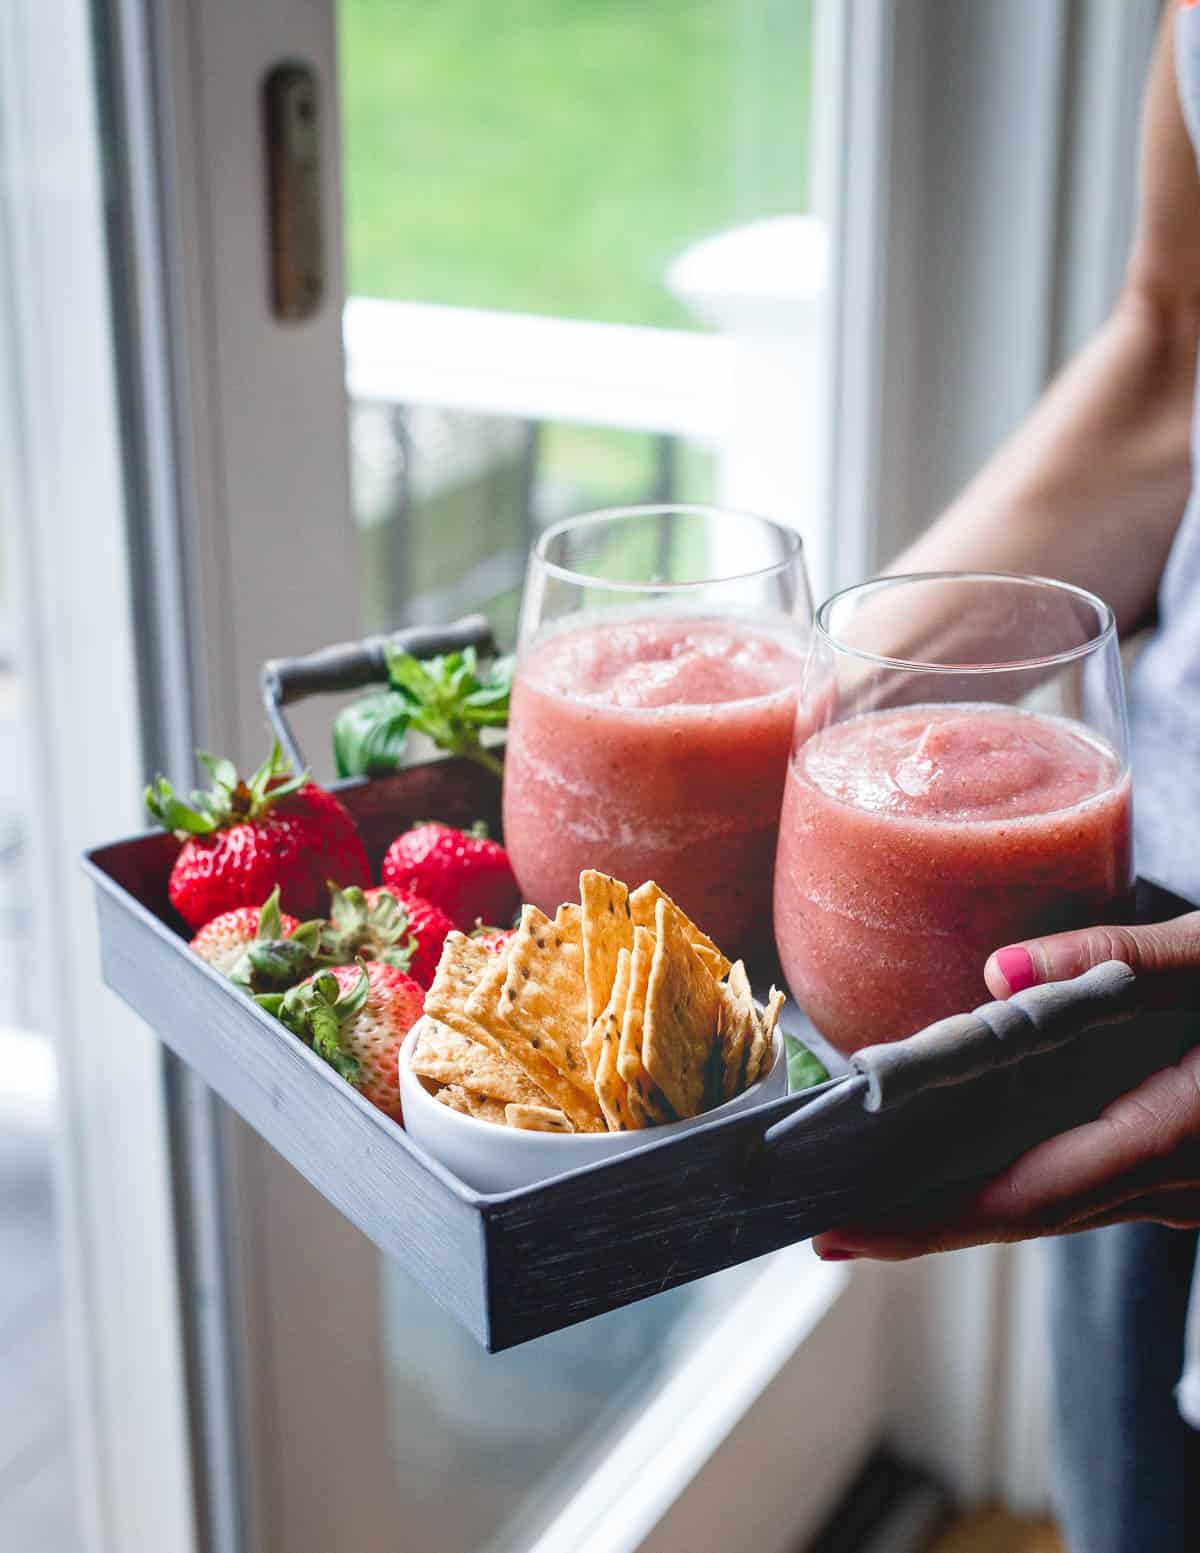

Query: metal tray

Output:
[84, 744, 1199, 1351]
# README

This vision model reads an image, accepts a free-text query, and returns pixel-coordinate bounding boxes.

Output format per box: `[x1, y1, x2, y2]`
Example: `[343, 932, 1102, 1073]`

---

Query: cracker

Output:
[746, 985, 785, 1087]
[580, 871, 633, 1032]
[591, 946, 637, 1131]
[617, 927, 672, 1124]
[472, 905, 605, 1132]
[642, 896, 721, 1119]
[716, 960, 757, 1102]
[435, 1084, 507, 1126]
[463, 942, 514, 1037]
[426, 932, 508, 1056]
[505, 1102, 573, 1133]
[411, 1019, 550, 1107]
[628, 880, 731, 980]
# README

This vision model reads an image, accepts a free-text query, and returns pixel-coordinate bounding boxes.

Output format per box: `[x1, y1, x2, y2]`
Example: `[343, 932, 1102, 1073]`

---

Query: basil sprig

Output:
[333, 646, 513, 780]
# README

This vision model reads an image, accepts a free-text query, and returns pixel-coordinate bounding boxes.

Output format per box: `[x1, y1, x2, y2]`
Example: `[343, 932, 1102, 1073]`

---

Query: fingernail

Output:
[995, 945, 1037, 995]
[816, 1247, 856, 1262]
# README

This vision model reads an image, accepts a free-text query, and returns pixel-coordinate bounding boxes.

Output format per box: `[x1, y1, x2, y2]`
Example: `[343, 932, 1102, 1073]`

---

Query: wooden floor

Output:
[928, 1511, 1065, 1553]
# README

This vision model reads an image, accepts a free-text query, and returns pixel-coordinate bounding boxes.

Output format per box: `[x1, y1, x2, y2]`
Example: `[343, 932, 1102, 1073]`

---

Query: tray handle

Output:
[260, 614, 497, 771]
[763, 959, 1142, 1150]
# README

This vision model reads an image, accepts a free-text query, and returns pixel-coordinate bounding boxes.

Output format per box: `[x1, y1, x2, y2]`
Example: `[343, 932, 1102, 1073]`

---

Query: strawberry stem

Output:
[145, 739, 310, 838]
[257, 963, 369, 1087]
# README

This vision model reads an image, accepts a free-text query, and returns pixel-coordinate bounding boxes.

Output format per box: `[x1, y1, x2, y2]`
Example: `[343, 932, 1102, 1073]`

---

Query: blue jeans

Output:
[1049, 1223, 1200, 1553]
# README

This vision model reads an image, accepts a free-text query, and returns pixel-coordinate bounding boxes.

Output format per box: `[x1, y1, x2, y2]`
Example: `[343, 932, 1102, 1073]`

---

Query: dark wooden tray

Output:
[84, 755, 1198, 1351]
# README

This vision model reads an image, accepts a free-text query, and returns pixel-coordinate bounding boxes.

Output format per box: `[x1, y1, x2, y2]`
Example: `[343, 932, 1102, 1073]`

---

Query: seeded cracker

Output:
[411, 1019, 552, 1107]
[592, 946, 636, 1130]
[642, 896, 722, 1119]
[426, 932, 509, 1056]
[628, 880, 731, 980]
[435, 1084, 508, 1125]
[476, 904, 605, 1132]
[745, 985, 785, 1086]
[505, 1102, 574, 1133]
[617, 927, 672, 1124]
[717, 960, 757, 1102]
[580, 870, 633, 1031]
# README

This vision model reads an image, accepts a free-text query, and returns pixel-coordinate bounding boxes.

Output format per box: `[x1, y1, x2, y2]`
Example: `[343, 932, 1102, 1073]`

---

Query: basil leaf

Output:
[333, 690, 411, 779]
[372, 645, 509, 778]
[384, 648, 439, 703]
[784, 1033, 830, 1094]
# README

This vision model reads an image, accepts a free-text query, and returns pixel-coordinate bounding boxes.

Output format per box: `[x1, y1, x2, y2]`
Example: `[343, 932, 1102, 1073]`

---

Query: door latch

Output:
[262, 62, 324, 321]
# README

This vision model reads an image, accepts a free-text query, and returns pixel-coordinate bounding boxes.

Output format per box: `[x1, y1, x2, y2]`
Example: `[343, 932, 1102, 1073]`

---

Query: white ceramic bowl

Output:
[399, 1016, 788, 1194]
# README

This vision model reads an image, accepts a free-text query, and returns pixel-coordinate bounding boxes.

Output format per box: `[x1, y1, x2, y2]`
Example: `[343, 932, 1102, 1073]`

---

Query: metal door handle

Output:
[263, 62, 324, 321]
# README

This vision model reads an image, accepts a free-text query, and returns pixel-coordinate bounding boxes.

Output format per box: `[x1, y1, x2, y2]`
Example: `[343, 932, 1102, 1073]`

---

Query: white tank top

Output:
[1129, 1, 1200, 1433]
[1128, 7, 1200, 905]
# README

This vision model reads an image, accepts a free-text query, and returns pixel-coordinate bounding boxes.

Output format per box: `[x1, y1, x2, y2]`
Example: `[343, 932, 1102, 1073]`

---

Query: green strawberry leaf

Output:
[320, 885, 415, 973]
[784, 1033, 830, 1094]
[233, 937, 318, 993]
[309, 1000, 361, 1084]
[145, 740, 309, 837]
[144, 777, 221, 836]
[196, 751, 238, 793]
[257, 884, 283, 942]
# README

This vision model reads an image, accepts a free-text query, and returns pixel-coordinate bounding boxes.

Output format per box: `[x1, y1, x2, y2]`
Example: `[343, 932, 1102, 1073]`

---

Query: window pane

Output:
[340, 0, 814, 327]
[338, 2, 819, 1542]
[380, 1257, 762, 1553]
[0, 584, 82, 1552]
[352, 402, 717, 642]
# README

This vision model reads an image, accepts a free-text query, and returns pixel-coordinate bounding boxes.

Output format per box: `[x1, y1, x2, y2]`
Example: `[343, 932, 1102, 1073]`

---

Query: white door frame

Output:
[20, 0, 1157, 1546]
[0, 3, 196, 1550]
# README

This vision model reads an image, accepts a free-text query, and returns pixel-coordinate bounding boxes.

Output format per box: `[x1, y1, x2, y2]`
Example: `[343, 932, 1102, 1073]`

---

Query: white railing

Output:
[345, 299, 739, 443]
[342, 217, 831, 597]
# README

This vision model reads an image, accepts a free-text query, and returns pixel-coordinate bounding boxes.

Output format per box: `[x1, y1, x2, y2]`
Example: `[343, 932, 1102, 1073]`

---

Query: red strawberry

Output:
[146, 742, 370, 928]
[261, 961, 423, 1121]
[472, 925, 518, 955]
[190, 886, 322, 992]
[381, 821, 519, 932]
[322, 883, 451, 990]
[378, 887, 454, 989]
[322, 884, 416, 971]
[191, 889, 299, 975]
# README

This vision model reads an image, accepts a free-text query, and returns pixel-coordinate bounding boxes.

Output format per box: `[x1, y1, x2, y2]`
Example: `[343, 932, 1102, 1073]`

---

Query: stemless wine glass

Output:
[503, 504, 813, 957]
[774, 572, 1133, 1054]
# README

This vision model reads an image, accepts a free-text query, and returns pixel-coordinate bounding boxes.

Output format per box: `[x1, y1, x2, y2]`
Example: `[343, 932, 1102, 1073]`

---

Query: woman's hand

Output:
[812, 913, 1200, 1262]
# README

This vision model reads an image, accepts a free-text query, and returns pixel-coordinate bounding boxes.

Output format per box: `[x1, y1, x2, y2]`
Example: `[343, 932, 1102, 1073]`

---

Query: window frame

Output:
[14, 0, 1160, 1546]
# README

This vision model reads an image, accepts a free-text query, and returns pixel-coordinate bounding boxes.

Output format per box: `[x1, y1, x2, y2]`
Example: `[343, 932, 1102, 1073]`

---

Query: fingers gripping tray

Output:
[84, 757, 1197, 1351]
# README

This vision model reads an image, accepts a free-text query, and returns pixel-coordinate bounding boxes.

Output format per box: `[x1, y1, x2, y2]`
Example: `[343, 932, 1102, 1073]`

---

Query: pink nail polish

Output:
[817, 1247, 855, 1262]
[996, 945, 1036, 995]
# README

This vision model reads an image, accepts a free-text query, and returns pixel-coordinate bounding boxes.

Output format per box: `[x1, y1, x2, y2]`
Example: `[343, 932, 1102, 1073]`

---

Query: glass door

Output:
[341, 0, 833, 637]
[102, 1, 885, 1550]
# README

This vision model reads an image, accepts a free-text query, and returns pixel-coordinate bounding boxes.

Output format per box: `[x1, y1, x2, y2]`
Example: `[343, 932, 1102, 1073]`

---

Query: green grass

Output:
[338, 0, 814, 329]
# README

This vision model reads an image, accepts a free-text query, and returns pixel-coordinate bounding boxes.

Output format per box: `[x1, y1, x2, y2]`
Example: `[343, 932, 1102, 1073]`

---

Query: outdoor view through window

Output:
[341, 0, 816, 644]
[337, 2, 817, 1548]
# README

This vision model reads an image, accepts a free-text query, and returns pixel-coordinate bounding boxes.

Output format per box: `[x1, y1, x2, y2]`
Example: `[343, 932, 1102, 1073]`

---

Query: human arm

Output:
[890, 10, 1200, 638]
[811, 17, 1200, 1262]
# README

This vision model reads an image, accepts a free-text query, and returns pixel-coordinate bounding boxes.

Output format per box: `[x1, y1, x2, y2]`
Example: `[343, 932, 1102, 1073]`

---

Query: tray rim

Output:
[82, 835, 838, 1212]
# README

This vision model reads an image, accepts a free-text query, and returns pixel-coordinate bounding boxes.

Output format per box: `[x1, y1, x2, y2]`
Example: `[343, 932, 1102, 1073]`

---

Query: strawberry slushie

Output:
[774, 703, 1133, 1053]
[503, 614, 806, 954]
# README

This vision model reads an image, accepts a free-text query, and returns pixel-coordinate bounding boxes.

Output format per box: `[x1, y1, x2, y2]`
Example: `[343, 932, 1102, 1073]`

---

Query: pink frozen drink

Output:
[503, 614, 805, 954]
[774, 703, 1133, 1053]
